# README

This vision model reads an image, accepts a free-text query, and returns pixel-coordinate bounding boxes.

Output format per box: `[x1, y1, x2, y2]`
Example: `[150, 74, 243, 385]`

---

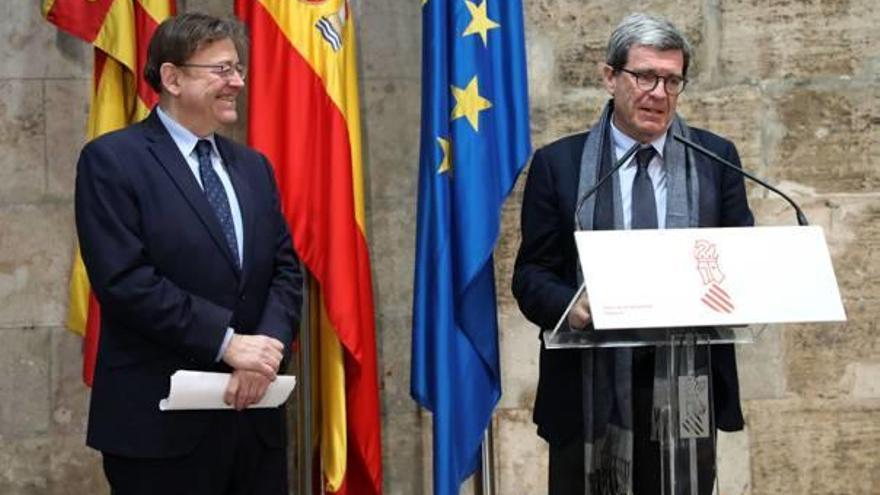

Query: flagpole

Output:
[474, 422, 496, 495]
[295, 271, 314, 495]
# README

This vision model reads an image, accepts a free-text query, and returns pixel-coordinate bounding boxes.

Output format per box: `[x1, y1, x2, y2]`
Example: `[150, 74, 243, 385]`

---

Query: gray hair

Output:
[605, 13, 693, 77]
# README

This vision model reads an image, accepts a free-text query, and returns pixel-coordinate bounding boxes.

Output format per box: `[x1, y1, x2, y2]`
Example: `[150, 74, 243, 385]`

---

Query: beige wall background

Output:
[1, 0, 877, 493]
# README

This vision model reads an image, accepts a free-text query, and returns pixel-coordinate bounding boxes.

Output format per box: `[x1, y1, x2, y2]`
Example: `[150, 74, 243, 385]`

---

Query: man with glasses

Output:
[75, 12, 303, 494]
[512, 13, 753, 495]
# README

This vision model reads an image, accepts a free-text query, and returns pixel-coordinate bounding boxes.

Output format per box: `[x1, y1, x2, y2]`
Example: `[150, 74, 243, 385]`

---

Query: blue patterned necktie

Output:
[195, 139, 240, 268]
[631, 145, 658, 229]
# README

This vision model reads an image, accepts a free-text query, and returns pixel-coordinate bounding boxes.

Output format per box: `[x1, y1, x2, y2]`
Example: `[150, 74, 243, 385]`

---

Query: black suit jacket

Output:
[512, 127, 754, 447]
[75, 111, 303, 458]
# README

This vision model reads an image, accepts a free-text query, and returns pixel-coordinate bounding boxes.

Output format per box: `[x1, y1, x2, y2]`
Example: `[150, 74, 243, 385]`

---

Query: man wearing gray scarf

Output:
[512, 13, 754, 495]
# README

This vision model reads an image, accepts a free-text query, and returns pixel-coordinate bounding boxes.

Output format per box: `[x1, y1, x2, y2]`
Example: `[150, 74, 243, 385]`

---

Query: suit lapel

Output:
[217, 135, 253, 288]
[143, 112, 241, 276]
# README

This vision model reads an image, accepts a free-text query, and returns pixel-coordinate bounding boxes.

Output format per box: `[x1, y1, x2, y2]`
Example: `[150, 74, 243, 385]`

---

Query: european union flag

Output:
[411, 0, 531, 493]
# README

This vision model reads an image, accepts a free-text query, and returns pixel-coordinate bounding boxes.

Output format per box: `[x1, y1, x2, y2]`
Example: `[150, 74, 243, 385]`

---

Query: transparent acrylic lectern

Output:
[553, 225, 846, 494]
[545, 283, 756, 495]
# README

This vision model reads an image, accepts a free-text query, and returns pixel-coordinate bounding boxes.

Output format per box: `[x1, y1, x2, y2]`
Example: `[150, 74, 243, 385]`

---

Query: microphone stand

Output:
[673, 134, 809, 226]
[574, 142, 641, 230]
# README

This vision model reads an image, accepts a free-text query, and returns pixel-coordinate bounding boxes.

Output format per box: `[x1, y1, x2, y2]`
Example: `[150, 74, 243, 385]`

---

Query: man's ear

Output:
[601, 63, 616, 96]
[159, 62, 181, 96]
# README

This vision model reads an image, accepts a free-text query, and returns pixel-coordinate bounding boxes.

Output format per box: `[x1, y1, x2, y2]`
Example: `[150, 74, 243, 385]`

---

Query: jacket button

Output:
[239, 294, 247, 301]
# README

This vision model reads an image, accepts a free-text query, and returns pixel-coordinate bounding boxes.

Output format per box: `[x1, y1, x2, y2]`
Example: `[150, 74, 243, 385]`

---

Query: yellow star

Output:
[436, 137, 452, 174]
[462, 0, 500, 46]
[450, 76, 492, 132]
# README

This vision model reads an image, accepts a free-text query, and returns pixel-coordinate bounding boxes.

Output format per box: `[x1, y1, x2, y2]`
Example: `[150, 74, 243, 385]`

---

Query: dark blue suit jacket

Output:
[512, 127, 753, 447]
[75, 110, 303, 458]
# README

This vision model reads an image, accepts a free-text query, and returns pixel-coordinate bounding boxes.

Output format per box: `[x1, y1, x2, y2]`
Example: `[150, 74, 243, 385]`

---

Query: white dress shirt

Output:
[610, 121, 668, 229]
[155, 106, 244, 260]
[156, 106, 241, 361]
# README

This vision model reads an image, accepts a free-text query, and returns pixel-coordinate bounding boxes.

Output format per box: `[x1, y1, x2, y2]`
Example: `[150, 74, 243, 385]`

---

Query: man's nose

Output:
[228, 71, 245, 88]
[648, 79, 668, 97]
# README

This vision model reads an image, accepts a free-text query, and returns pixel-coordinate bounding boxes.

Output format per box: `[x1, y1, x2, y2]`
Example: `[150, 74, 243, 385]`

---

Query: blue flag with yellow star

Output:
[411, 0, 531, 493]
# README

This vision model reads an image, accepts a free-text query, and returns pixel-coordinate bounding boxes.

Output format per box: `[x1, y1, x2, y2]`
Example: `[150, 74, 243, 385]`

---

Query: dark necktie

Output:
[195, 139, 240, 268]
[631, 145, 658, 229]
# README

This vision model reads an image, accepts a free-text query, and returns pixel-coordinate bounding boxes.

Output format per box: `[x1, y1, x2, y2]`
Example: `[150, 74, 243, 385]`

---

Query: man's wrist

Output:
[215, 328, 234, 362]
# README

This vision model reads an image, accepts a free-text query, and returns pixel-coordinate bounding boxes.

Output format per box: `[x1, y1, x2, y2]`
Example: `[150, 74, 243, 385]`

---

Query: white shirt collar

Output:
[155, 105, 218, 159]
[609, 120, 668, 166]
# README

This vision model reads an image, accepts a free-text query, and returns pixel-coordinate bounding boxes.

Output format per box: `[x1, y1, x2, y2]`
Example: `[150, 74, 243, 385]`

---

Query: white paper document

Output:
[575, 226, 846, 329]
[159, 370, 296, 411]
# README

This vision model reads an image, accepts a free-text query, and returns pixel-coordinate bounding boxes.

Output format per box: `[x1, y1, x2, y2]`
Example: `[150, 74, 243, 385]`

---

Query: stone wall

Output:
[0, 0, 876, 493]
[494, 1, 880, 494]
[0, 0, 101, 491]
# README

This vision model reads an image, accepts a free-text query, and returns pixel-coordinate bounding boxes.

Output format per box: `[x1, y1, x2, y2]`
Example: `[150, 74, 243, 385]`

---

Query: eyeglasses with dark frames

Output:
[177, 62, 247, 81]
[616, 67, 687, 95]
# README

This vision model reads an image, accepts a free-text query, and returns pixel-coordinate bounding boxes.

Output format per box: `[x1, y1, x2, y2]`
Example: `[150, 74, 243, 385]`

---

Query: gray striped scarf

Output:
[574, 100, 700, 494]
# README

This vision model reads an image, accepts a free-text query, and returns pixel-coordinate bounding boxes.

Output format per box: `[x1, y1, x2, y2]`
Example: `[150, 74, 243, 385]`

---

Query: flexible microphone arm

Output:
[672, 134, 809, 226]
[574, 142, 640, 230]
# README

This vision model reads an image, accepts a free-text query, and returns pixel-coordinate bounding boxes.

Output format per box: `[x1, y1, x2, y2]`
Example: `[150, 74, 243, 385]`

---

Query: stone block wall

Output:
[494, 1, 880, 494]
[1, 0, 876, 494]
[0, 0, 104, 492]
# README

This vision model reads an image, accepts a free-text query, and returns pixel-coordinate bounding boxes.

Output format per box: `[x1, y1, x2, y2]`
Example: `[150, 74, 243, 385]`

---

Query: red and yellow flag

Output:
[42, 0, 174, 385]
[235, 1, 382, 493]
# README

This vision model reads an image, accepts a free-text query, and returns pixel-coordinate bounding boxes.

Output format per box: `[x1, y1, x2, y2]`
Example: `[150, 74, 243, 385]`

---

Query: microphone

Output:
[574, 142, 640, 230]
[672, 134, 809, 226]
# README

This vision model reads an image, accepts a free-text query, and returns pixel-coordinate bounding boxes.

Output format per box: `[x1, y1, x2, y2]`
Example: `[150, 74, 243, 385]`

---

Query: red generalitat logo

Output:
[694, 240, 735, 314]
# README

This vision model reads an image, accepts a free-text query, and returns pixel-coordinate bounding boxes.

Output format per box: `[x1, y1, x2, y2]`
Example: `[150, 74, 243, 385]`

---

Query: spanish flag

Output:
[42, 0, 174, 386]
[235, 1, 382, 494]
